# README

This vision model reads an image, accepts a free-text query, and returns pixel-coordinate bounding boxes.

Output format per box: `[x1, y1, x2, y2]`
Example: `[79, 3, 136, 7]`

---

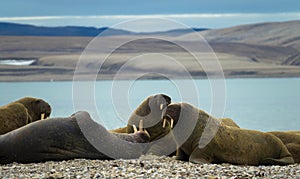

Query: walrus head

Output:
[16, 97, 52, 122]
[127, 94, 171, 141]
[161, 102, 200, 142]
[162, 103, 219, 149]
[35, 99, 52, 120]
[162, 103, 204, 130]
[162, 103, 182, 129]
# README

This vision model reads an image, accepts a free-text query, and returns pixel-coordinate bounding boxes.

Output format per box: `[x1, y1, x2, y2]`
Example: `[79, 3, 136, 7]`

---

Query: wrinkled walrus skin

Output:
[0, 111, 149, 164]
[268, 131, 300, 163]
[0, 97, 51, 134]
[162, 103, 295, 166]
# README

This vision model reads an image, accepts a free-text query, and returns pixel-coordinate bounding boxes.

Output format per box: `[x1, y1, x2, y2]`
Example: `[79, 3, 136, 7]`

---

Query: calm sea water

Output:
[0, 78, 299, 132]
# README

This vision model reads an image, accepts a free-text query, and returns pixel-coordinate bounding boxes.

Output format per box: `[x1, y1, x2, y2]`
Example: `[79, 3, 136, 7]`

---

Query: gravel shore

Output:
[0, 156, 299, 178]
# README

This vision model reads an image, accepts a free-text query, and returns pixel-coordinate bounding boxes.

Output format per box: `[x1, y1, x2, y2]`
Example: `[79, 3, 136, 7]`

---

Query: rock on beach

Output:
[0, 156, 299, 178]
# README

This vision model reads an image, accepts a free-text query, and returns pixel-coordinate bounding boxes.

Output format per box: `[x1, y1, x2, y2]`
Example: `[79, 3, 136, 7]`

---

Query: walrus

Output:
[162, 103, 294, 165]
[0, 97, 51, 134]
[0, 111, 150, 164]
[110, 94, 176, 156]
[111, 94, 172, 141]
[220, 118, 240, 128]
[268, 131, 300, 163]
[217, 118, 299, 163]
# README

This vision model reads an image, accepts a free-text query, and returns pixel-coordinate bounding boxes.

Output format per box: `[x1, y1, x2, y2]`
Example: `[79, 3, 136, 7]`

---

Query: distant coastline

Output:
[0, 20, 300, 82]
[1, 74, 300, 83]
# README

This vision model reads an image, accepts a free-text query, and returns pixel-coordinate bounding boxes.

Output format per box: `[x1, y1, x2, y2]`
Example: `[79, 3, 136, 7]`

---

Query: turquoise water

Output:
[0, 78, 299, 131]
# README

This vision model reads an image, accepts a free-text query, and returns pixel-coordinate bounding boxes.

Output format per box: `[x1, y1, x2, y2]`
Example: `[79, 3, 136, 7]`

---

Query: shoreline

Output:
[1, 156, 299, 178]
[1, 75, 300, 83]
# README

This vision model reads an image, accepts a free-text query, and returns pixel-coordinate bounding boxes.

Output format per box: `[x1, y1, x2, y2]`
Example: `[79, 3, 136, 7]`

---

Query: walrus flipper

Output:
[261, 137, 295, 165]
[176, 148, 189, 161]
[261, 157, 294, 166]
[189, 148, 212, 164]
[286, 143, 300, 163]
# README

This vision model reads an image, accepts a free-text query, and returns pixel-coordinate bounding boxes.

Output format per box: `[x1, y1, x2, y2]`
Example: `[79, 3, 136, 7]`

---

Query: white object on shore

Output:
[0, 59, 36, 66]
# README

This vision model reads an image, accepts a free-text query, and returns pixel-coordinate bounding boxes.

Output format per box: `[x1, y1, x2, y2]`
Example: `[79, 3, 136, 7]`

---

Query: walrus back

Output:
[0, 115, 109, 164]
[0, 103, 30, 135]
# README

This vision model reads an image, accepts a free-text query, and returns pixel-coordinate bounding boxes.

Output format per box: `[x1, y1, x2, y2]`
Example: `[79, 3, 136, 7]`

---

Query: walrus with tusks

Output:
[0, 97, 51, 134]
[111, 94, 171, 139]
[0, 111, 150, 164]
[162, 103, 295, 165]
[110, 94, 176, 156]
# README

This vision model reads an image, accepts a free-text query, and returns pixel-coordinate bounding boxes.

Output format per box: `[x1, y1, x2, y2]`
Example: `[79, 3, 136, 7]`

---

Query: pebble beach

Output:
[0, 156, 299, 179]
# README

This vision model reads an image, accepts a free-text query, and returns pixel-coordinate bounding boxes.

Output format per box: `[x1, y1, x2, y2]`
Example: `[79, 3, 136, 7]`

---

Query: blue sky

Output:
[0, 0, 300, 31]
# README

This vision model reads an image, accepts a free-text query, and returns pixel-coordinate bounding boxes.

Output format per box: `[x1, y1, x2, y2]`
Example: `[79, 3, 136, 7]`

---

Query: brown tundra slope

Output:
[0, 20, 300, 81]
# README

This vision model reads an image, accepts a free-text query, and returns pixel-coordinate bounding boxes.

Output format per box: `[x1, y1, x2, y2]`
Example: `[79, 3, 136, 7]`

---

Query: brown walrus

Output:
[218, 117, 299, 163]
[268, 131, 300, 163]
[0, 97, 51, 134]
[220, 118, 240, 128]
[111, 94, 172, 140]
[111, 94, 177, 156]
[0, 111, 150, 164]
[162, 103, 294, 165]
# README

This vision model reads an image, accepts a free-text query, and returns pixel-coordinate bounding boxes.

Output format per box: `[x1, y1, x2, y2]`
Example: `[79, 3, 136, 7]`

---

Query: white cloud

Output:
[0, 13, 300, 32]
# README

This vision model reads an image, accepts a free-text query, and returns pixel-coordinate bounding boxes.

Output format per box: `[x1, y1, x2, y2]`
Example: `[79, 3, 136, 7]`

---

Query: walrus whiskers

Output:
[41, 113, 45, 120]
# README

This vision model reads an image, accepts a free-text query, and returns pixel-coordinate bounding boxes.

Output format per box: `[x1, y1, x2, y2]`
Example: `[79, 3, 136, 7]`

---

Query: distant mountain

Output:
[138, 28, 208, 36]
[0, 22, 134, 37]
[0, 22, 207, 37]
[177, 20, 300, 65]
[179, 20, 300, 49]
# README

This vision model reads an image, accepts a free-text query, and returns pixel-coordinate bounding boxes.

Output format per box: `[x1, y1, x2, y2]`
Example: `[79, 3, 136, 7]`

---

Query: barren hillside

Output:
[0, 20, 300, 81]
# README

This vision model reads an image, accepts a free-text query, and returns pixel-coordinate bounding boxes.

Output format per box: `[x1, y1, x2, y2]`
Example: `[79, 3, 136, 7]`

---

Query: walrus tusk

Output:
[162, 115, 174, 128]
[139, 120, 143, 132]
[41, 113, 45, 120]
[162, 119, 166, 128]
[144, 129, 150, 137]
[133, 125, 138, 133]
[166, 114, 174, 129]
[160, 104, 164, 110]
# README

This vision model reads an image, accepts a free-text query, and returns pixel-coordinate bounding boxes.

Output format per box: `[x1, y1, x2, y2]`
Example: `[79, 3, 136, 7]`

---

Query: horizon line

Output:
[1, 12, 300, 21]
[1, 13, 300, 32]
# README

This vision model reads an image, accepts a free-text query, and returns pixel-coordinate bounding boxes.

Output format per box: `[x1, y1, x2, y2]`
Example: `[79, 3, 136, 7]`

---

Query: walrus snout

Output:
[40, 110, 51, 120]
[162, 104, 181, 129]
[43, 104, 52, 119]
[132, 131, 151, 143]
[132, 120, 150, 138]
[36, 99, 52, 120]
[162, 115, 174, 129]
[131, 120, 151, 143]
